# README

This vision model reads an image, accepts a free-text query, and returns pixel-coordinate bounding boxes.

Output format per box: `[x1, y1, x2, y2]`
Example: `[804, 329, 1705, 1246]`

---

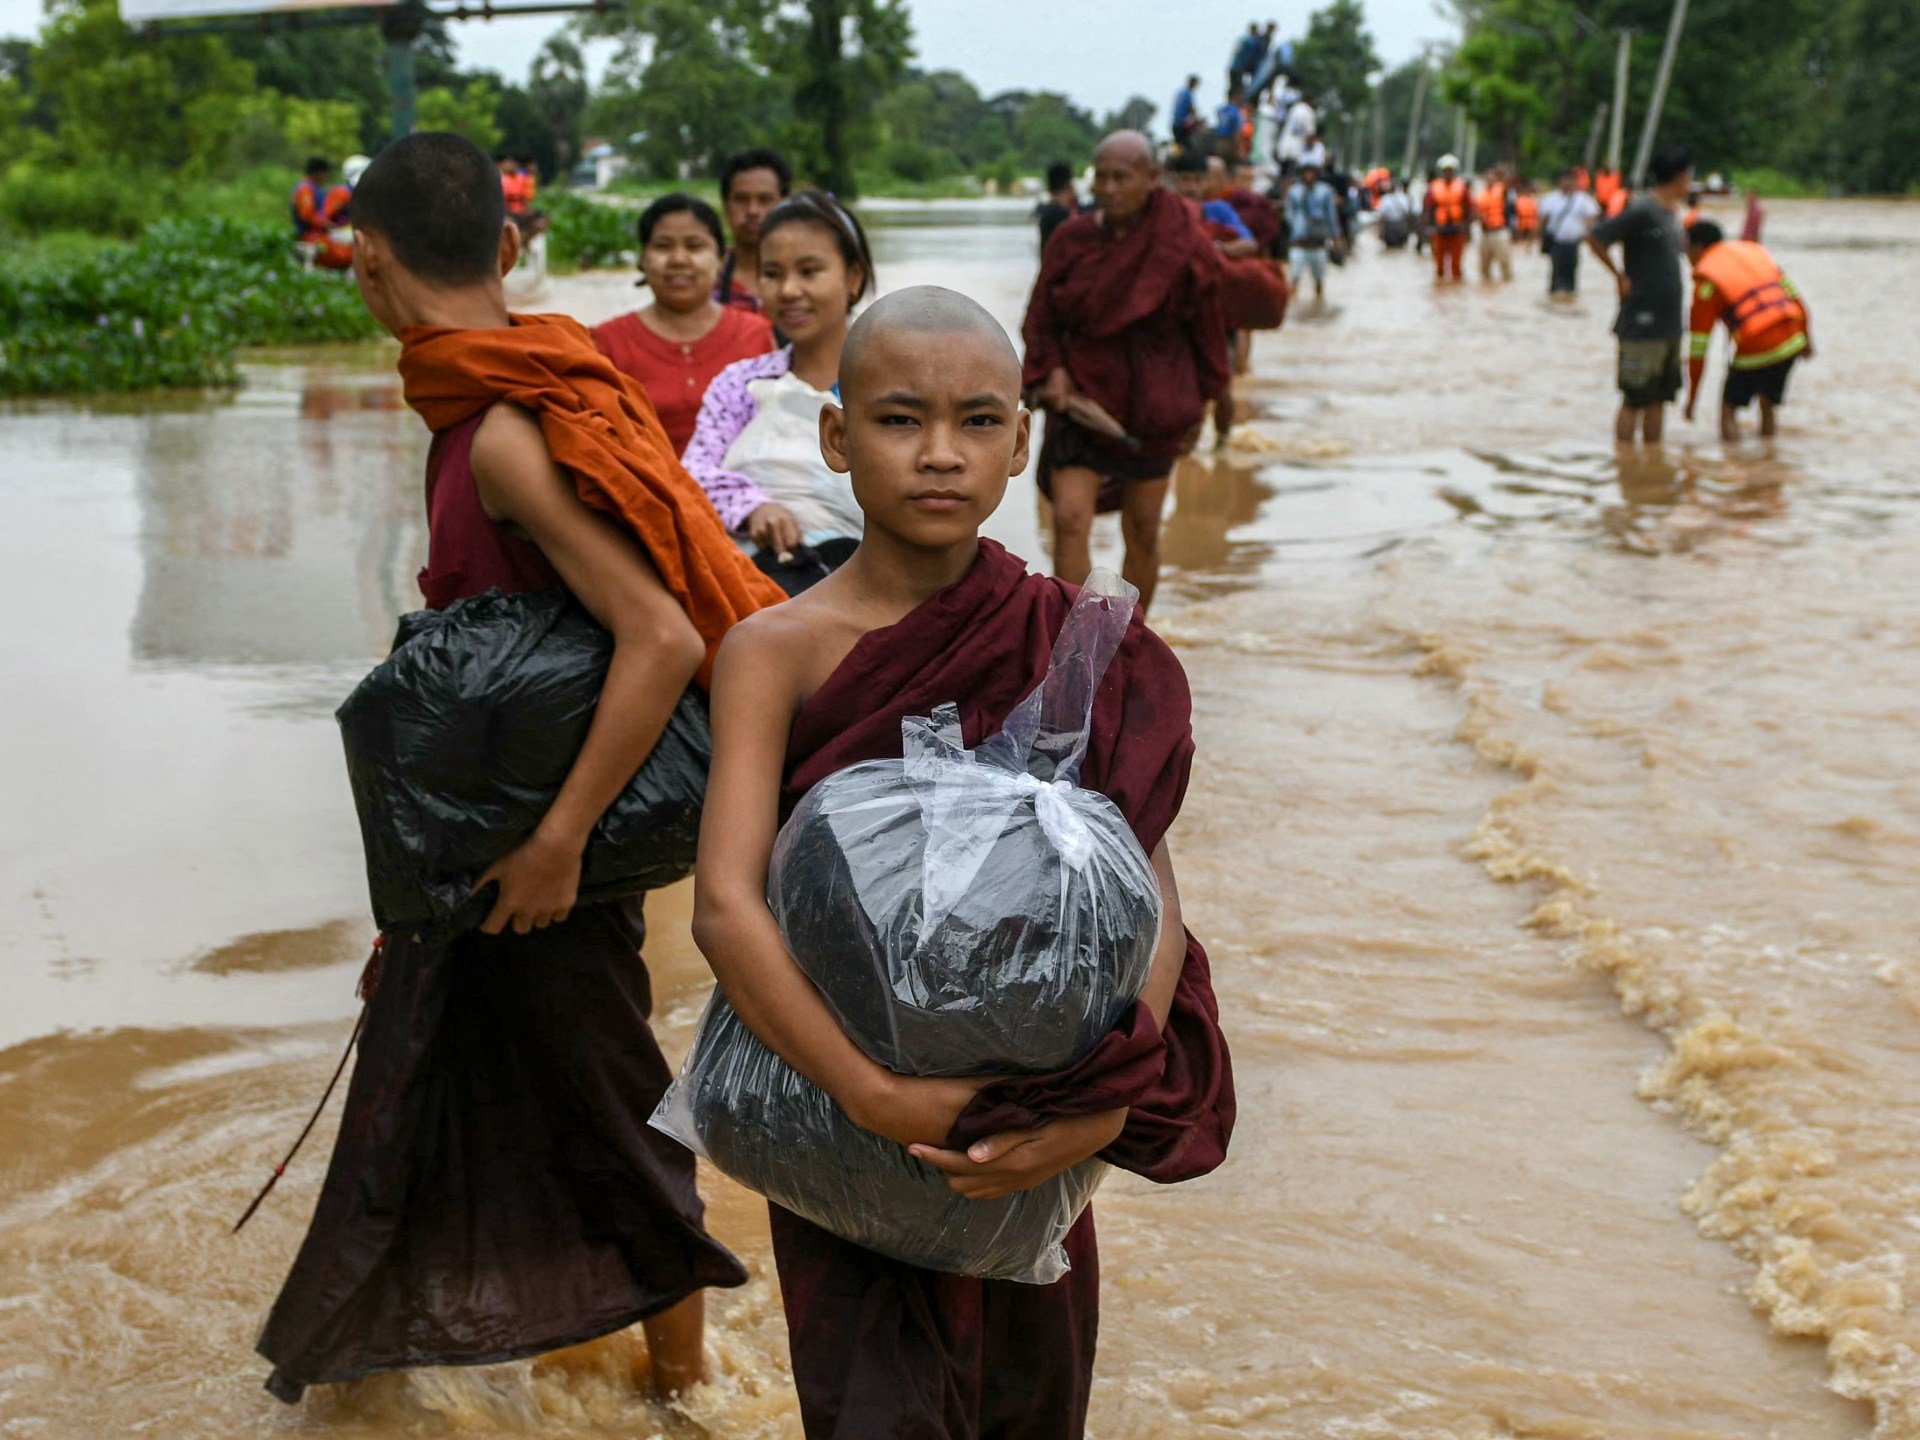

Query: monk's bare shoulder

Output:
[468, 403, 557, 520]
[718, 574, 873, 708]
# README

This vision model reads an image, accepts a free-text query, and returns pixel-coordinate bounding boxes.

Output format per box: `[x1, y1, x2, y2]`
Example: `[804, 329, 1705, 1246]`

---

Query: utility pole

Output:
[1630, 0, 1689, 189]
[1451, 105, 1466, 159]
[1606, 29, 1630, 172]
[1370, 103, 1385, 170]
[1582, 101, 1607, 172]
[1401, 59, 1431, 178]
[1463, 121, 1478, 177]
[381, 0, 427, 140]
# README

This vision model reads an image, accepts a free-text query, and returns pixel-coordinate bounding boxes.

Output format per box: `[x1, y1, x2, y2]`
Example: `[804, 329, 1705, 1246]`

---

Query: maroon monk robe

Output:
[771, 538, 1235, 1439]
[1021, 187, 1232, 473]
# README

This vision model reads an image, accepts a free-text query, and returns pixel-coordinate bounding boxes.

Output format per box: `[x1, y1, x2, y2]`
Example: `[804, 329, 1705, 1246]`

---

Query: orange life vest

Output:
[1428, 177, 1468, 229]
[1476, 182, 1508, 230]
[1594, 169, 1621, 207]
[1693, 240, 1806, 351]
[1515, 193, 1539, 231]
[1605, 187, 1630, 218]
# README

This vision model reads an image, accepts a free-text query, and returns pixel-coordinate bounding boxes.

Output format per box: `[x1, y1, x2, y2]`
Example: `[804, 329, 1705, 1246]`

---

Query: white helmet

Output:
[342, 154, 373, 187]
[1437, 153, 1460, 171]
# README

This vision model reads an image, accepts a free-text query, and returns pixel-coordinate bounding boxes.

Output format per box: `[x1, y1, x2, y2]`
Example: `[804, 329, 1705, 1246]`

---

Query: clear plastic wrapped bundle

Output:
[654, 573, 1162, 1283]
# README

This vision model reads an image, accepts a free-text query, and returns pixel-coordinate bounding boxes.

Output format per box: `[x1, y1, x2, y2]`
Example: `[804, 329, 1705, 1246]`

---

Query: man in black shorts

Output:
[1684, 218, 1813, 440]
[1587, 144, 1693, 445]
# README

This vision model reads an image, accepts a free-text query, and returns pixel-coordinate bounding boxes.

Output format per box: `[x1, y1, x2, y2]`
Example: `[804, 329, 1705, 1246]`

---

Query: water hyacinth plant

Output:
[0, 218, 381, 397]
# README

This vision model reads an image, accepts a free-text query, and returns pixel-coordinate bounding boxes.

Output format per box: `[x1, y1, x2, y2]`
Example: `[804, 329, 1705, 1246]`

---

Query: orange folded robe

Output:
[398, 312, 785, 685]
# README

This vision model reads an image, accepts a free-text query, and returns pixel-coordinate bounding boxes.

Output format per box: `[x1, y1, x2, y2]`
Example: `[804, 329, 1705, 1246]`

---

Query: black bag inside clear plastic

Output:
[336, 588, 709, 932]
[654, 573, 1162, 1283]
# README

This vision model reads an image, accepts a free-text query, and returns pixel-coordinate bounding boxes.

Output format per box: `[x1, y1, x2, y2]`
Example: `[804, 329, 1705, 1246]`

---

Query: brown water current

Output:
[3, 197, 1916, 1437]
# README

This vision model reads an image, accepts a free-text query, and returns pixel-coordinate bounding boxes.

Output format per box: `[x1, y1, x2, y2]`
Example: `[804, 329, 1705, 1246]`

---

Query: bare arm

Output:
[468, 403, 706, 935]
[692, 620, 983, 1146]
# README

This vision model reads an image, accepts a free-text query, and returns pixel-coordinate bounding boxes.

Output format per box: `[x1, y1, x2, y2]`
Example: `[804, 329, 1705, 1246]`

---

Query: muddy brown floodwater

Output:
[4, 197, 1917, 1439]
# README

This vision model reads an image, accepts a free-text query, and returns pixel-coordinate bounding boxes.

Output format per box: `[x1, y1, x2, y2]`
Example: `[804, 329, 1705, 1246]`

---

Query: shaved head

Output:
[840, 285, 1019, 400]
[1095, 130, 1154, 171]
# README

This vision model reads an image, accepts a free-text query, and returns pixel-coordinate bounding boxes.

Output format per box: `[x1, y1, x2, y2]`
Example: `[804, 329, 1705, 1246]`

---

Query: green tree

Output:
[1102, 95, 1158, 136]
[529, 34, 590, 173]
[585, 0, 792, 179]
[416, 77, 503, 152]
[1291, 0, 1380, 124]
[280, 96, 364, 162]
[30, 0, 255, 174]
[785, 0, 913, 195]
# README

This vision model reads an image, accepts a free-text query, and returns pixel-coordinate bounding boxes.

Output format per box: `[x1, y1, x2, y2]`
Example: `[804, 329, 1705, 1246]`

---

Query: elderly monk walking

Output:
[1022, 131, 1231, 613]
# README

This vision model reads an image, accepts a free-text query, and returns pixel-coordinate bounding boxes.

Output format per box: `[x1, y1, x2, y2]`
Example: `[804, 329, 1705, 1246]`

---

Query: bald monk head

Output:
[1092, 130, 1159, 226]
[822, 286, 1030, 547]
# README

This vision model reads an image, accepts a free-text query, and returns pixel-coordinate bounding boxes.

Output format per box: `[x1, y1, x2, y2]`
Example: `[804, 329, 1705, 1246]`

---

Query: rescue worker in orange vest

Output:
[1684, 219, 1812, 440]
[1424, 154, 1470, 283]
[1593, 166, 1622, 212]
[1475, 164, 1517, 282]
[1513, 178, 1540, 249]
[497, 152, 548, 240]
[290, 156, 352, 271]
[1605, 182, 1631, 219]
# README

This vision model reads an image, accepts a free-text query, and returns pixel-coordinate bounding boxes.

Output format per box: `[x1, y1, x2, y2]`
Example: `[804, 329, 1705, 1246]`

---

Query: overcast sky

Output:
[1, 0, 1458, 120]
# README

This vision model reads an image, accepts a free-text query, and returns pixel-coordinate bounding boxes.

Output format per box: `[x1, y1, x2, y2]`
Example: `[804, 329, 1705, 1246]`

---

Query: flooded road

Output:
[4, 197, 1916, 1438]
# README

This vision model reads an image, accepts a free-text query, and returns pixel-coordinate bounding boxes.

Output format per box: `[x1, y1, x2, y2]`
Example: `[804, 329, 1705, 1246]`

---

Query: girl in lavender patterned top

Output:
[682, 191, 876, 591]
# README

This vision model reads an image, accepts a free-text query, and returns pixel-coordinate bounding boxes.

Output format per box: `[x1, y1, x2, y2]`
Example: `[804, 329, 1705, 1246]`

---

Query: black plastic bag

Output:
[654, 573, 1162, 1282]
[337, 588, 709, 932]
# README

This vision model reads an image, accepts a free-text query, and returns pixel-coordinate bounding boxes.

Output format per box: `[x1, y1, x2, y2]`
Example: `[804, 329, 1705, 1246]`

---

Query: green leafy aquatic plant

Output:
[0, 216, 380, 396]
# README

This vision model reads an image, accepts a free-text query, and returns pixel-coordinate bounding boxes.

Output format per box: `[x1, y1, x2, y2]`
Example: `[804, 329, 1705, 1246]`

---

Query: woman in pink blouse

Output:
[593, 194, 775, 456]
[682, 191, 876, 594]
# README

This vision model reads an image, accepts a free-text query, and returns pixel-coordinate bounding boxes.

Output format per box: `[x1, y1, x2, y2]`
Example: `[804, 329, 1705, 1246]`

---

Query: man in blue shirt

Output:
[1286, 160, 1339, 303]
[1172, 75, 1202, 150]
[1213, 89, 1247, 161]
[1229, 23, 1270, 93]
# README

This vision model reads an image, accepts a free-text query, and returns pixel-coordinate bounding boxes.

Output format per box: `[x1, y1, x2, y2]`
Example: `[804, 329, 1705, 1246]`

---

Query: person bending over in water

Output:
[1684, 219, 1812, 441]
[694, 285, 1233, 1439]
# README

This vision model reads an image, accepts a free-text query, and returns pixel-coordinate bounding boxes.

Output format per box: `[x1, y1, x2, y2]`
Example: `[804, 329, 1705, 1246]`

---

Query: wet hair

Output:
[1187, 74, 1200, 87]
[720, 147, 794, 202]
[1650, 143, 1693, 186]
[1169, 149, 1209, 176]
[1687, 218, 1724, 248]
[758, 189, 875, 300]
[304, 156, 331, 176]
[637, 192, 727, 251]
[1045, 161, 1074, 192]
[352, 132, 504, 286]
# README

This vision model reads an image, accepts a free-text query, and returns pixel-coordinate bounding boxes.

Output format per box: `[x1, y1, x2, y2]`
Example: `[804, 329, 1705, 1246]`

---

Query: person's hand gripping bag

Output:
[654, 572, 1162, 1282]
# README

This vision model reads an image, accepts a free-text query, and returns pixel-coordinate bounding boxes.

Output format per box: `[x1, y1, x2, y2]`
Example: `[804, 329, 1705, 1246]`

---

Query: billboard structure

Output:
[120, 0, 393, 21]
[121, 0, 603, 141]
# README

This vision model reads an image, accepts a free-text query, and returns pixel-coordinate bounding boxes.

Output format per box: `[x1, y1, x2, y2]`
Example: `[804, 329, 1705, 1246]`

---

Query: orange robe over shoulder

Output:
[398, 312, 785, 685]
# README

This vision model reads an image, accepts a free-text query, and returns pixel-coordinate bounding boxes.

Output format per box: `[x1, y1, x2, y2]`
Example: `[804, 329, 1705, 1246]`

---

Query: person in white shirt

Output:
[1274, 92, 1318, 173]
[1375, 180, 1415, 249]
[1536, 167, 1602, 298]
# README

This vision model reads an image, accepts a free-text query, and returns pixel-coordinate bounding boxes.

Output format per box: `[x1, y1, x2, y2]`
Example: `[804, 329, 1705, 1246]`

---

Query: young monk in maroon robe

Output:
[254, 132, 784, 1404]
[694, 285, 1235, 1438]
[1022, 130, 1232, 613]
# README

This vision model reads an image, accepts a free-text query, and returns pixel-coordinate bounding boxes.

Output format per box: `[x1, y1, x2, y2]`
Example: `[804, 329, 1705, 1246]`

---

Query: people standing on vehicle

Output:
[593, 194, 778, 456]
[1537, 168, 1601, 298]
[1586, 144, 1694, 446]
[715, 148, 793, 315]
[1228, 22, 1270, 95]
[1274, 88, 1317, 175]
[1172, 74, 1205, 152]
[1684, 218, 1812, 441]
[1423, 154, 1470, 283]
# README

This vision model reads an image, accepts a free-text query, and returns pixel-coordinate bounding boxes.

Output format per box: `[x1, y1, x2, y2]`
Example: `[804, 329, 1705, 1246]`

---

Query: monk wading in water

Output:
[693, 285, 1235, 1438]
[1022, 130, 1232, 613]
[253, 131, 783, 1403]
